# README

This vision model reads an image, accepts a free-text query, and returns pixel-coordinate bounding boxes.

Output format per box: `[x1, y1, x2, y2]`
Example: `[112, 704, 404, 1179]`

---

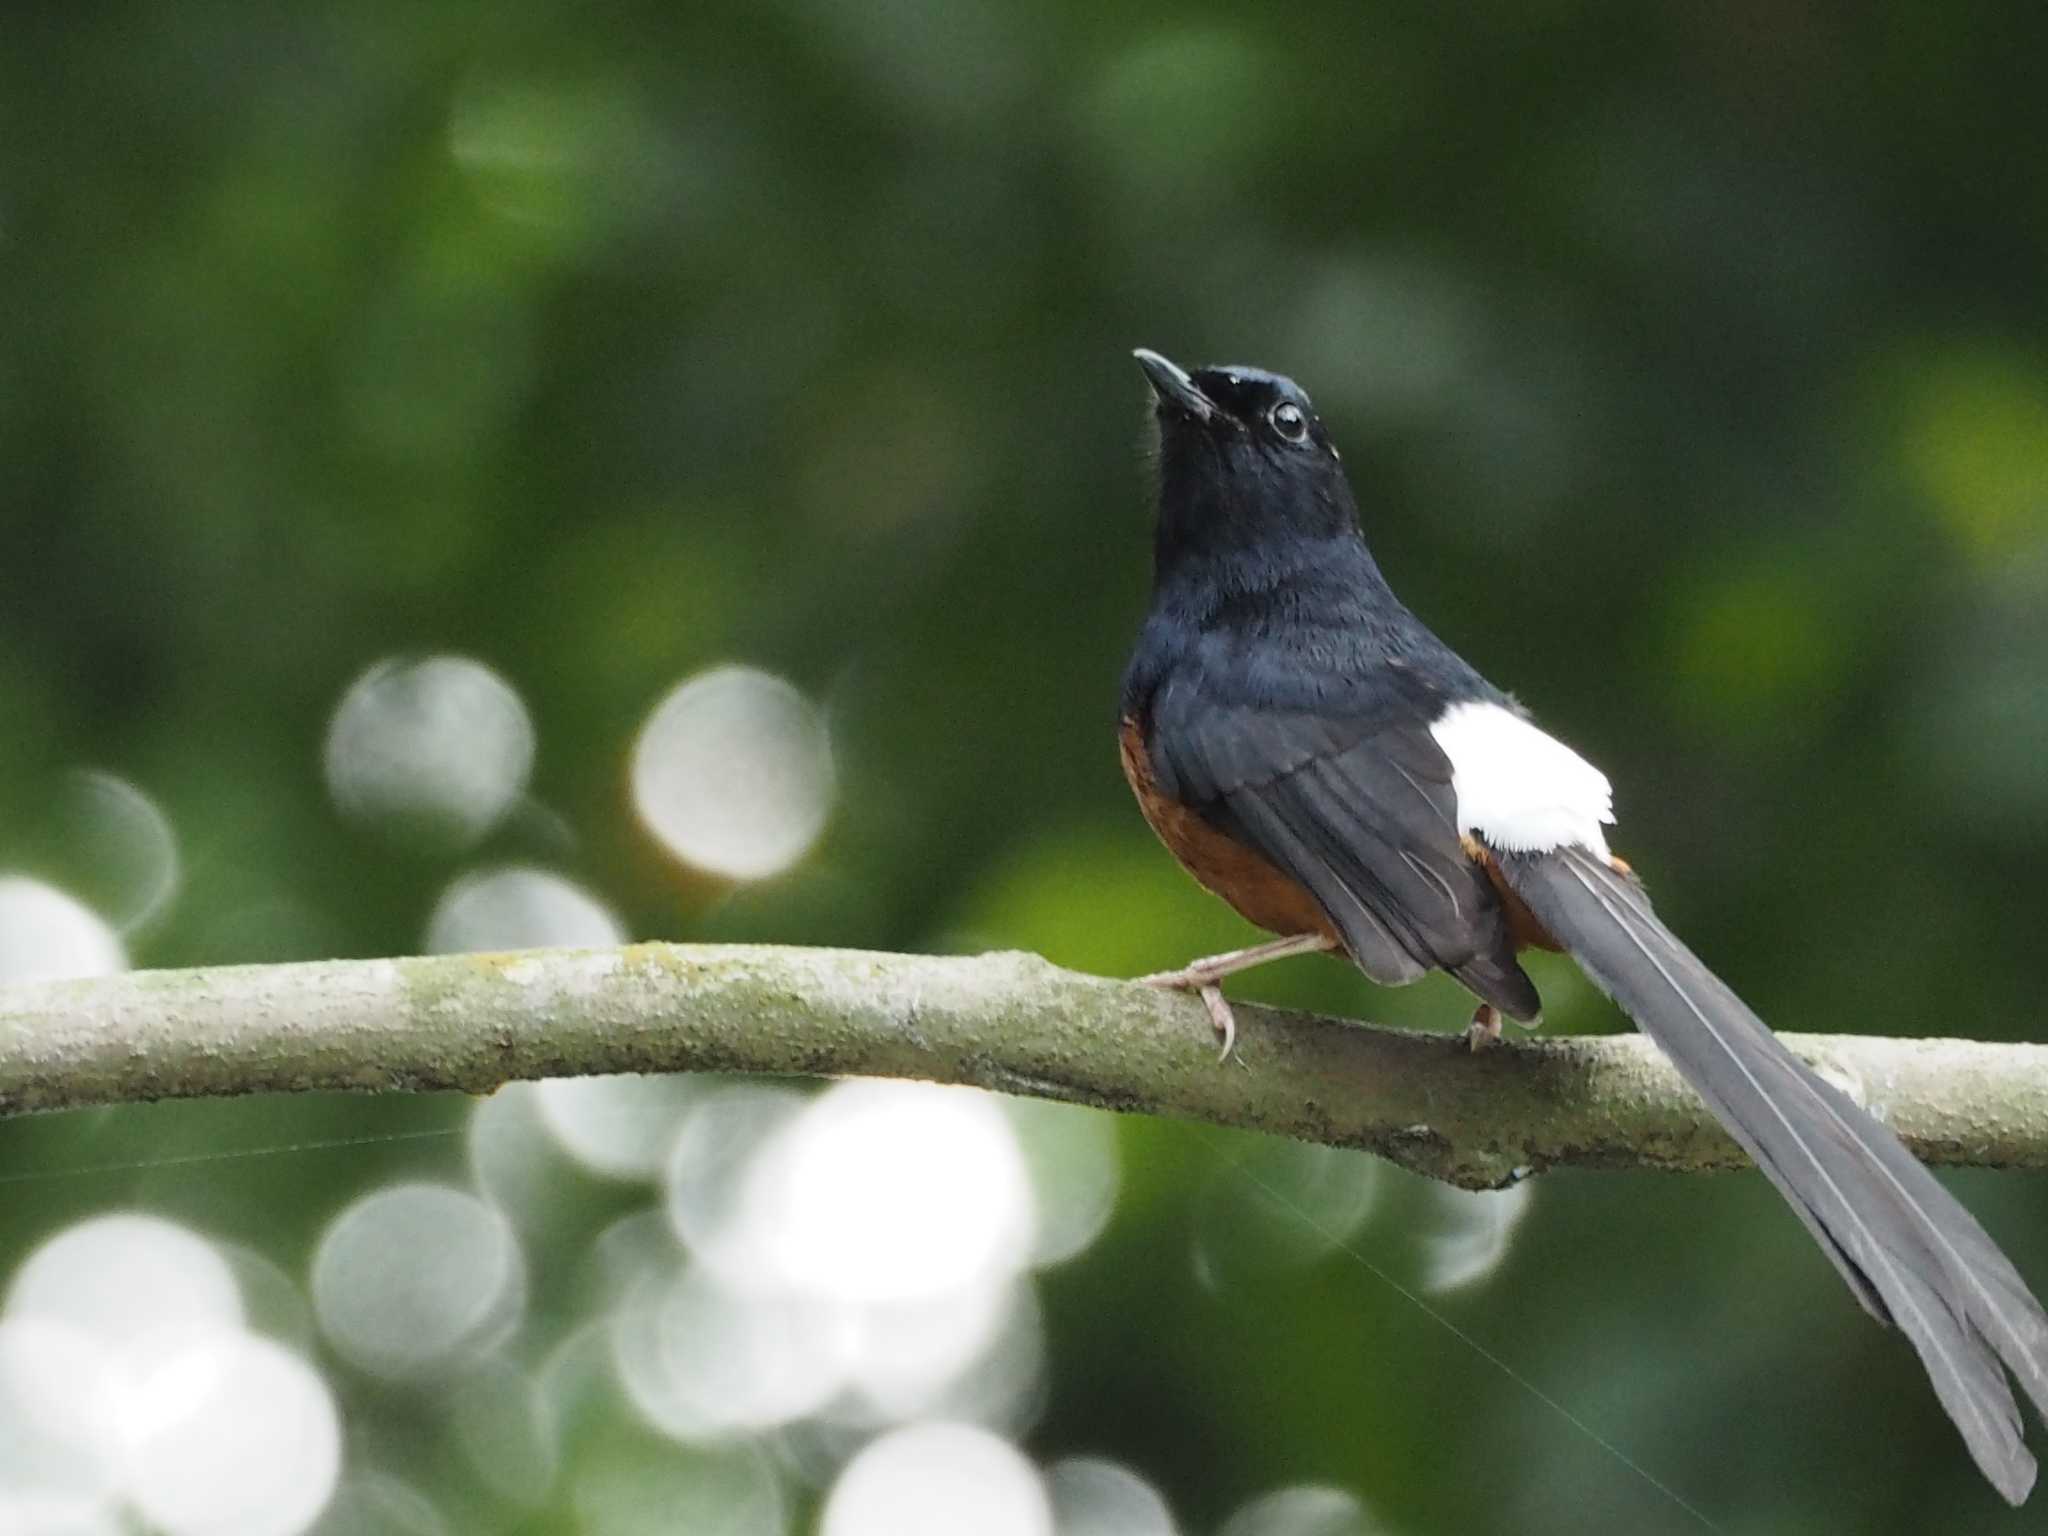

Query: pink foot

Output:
[1464, 1003, 1502, 1052]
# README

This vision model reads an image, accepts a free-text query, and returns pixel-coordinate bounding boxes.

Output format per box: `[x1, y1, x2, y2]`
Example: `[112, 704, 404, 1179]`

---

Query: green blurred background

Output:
[5, 3, 2048, 1533]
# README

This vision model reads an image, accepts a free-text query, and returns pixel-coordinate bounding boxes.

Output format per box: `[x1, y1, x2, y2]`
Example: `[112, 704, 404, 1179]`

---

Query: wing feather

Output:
[1145, 695, 1539, 1017]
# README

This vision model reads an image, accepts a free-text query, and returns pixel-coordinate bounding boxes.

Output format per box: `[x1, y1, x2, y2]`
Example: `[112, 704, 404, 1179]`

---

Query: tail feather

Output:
[1501, 844, 2048, 1505]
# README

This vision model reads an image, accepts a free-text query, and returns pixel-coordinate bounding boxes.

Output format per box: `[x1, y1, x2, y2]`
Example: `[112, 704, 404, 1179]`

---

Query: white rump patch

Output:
[1429, 700, 1614, 858]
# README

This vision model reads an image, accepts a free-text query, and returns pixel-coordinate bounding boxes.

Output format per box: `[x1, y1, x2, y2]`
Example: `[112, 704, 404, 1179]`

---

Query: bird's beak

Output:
[1133, 348, 1215, 421]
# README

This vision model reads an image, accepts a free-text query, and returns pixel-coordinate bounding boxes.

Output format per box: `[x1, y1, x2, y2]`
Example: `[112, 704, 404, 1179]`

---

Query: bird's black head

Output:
[1133, 348, 1360, 583]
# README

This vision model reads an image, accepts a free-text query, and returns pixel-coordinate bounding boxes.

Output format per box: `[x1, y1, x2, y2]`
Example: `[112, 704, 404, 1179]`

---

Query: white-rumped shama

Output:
[1119, 347, 2048, 1504]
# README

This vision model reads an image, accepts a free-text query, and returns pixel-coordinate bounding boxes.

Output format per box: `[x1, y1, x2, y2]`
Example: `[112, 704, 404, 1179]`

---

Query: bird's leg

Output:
[1464, 1003, 1502, 1052]
[1139, 933, 1337, 1062]
[1139, 932, 1337, 990]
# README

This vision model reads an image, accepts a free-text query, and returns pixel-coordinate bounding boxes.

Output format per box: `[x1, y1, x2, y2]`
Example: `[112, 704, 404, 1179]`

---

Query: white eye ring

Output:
[1270, 401, 1309, 443]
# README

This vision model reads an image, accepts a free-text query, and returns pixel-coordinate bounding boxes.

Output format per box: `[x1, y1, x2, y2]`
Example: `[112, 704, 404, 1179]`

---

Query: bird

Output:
[1119, 346, 2048, 1504]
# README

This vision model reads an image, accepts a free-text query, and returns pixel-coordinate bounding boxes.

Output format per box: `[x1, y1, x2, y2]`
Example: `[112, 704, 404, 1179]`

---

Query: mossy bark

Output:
[5, 944, 2046, 1189]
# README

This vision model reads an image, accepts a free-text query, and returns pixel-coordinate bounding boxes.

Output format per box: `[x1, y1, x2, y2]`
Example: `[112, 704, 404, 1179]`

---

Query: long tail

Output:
[1500, 843, 2048, 1504]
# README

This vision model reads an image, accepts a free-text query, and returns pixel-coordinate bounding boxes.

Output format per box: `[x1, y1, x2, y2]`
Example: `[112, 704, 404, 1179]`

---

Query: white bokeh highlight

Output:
[821, 1421, 1052, 1536]
[60, 770, 181, 933]
[467, 1081, 568, 1236]
[758, 1081, 1034, 1303]
[609, 1080, 1066, 1445]
[324, 655, 534, 847]
[661, 1083, 816, 1285]
[0, 876, 126, 982]
[1, 1215, 340, 1536]
[892, 1282, 1046, 1435]
[7, 1215, 243, 1364]
[1005, 1097, 1121, 1268]
[311, 1184, 525, 1381]
[842, 1278, 1020, 1426]
[1193, 1140, 1380, 1291]
[1047, 1456, 1177, 1536]
[424, 865, 623, 954]
[1218, 1486, 1377, 1536]
[1417, 1180, 1536, 1293]
[124, 1335, 341, 1536]
[0, 1318, 125, 1522]
[534, 1074, 702, 1181]
[632, 665, 834, 880]
[612, 1264, 844, 1440]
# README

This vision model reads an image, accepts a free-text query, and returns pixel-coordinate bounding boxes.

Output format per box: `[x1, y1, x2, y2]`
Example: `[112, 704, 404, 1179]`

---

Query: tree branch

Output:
[2, 943, 2044, 1188]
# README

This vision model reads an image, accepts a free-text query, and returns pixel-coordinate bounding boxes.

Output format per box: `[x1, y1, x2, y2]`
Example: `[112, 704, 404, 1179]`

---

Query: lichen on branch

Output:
[4, 944, 2046, 1189]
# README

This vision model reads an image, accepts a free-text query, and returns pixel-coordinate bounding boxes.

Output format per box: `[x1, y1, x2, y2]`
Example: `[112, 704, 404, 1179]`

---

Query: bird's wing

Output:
[1145, 684, 1539, 1017]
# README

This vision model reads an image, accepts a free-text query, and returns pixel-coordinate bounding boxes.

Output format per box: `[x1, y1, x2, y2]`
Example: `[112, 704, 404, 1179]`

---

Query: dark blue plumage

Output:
[1121, 347, 2048, 1504]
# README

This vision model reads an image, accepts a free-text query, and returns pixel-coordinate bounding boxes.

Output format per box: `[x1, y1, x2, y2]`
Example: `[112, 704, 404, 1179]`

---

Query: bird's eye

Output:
[1270, 401, 1309, 443]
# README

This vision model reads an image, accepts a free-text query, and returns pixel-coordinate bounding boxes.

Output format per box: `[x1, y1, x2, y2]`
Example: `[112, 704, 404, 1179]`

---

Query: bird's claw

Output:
[1464, 1003, 1502, 1052]
[1141, 970, 1239, 1063]
[1199, 983, 1237, 1063]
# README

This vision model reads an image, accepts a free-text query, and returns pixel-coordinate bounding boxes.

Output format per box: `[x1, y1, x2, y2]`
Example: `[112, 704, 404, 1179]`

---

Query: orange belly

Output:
[1118, 718, 1339, 942]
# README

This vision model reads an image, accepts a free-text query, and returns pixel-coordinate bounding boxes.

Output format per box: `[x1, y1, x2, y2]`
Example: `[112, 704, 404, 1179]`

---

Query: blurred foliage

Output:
[5, 2, 2048, 1532]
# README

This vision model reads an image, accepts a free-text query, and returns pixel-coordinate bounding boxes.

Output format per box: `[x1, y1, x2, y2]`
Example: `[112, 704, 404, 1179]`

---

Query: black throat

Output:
[1128, 469, 1501, 731]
